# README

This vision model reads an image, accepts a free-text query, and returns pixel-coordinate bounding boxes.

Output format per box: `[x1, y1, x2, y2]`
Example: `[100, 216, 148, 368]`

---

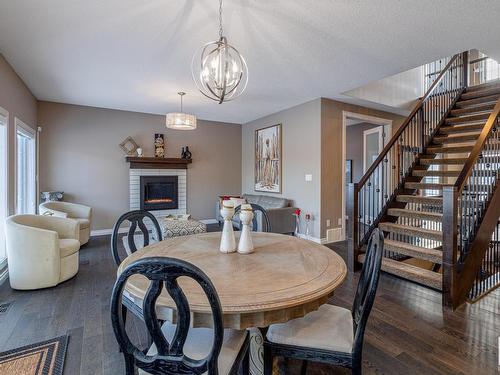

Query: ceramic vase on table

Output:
[220, 200, 236, 253]
[238, 204, 254, 254]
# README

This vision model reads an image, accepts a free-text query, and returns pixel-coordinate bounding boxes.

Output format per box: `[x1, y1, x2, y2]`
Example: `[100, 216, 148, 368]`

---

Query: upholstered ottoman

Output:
[161, 218, 207, 238]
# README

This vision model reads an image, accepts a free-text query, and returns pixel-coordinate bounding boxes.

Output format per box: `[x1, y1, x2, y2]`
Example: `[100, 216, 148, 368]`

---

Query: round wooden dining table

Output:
[118, 231, 347, 330]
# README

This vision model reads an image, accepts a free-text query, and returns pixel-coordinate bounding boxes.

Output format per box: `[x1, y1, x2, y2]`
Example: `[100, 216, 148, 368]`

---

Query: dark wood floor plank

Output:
[0, 236, 498, 374]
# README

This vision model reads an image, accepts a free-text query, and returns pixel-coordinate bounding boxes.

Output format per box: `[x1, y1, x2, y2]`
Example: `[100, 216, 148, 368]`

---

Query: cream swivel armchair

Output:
[39, 201, 92, 245]
[5, 215, 81, 290]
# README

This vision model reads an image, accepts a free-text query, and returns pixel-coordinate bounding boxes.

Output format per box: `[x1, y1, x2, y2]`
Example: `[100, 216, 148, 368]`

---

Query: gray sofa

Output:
[216, 194, 297, 234]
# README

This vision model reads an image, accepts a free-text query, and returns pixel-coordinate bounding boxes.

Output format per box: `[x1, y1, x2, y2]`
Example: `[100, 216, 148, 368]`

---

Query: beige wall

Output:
[38, 102, 242, 230]
[242, 99, 322, 238]
[0, 54, 38, 215]
[320, 98, 406, 238]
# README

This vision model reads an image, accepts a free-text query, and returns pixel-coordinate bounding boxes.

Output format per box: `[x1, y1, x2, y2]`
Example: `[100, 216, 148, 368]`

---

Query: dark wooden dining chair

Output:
[234, 203, 272, 232]
[263, 228, 384, 375]
[111, 210, 162, 267]
[110, 256, 250, 375]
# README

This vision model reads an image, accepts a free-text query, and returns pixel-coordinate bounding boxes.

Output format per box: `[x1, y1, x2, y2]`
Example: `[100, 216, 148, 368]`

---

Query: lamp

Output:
[166, 92, 197, 130]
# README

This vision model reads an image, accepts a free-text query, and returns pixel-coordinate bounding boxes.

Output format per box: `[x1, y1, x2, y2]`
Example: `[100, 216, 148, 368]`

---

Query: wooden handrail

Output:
[454, 97, 500, 191]
[357, 54, 460, 187]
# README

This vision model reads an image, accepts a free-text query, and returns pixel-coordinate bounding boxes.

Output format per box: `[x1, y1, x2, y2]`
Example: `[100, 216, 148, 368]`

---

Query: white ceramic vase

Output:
[238, 204, 254, 254]
[220, 201, 236, 253]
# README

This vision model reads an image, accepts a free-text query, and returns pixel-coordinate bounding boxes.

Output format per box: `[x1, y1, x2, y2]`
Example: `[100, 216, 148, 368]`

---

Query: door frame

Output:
[0, 106, 8, 275]
[342, 111, 393, 241]
[14, 117, 37, 215]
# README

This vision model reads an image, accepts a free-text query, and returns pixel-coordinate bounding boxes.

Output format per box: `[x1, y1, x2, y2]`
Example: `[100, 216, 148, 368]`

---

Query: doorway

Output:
[342, 112, 392, 239]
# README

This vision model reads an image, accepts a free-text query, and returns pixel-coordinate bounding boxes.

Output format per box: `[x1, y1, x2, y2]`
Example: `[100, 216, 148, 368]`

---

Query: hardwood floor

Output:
[0, 234, 498, 374]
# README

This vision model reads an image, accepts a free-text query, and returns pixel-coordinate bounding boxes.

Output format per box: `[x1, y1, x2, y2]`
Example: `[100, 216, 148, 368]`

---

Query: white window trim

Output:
[0, 107, 8, 280]
[14, 117, 37, 215]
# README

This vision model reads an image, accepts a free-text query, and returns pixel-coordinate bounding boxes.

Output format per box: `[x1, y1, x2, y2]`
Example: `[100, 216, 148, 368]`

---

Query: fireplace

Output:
[140, 176, 178, 211]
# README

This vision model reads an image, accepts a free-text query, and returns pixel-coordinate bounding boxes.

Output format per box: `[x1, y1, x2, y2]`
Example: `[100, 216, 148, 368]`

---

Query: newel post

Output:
[442, 185, 458, 308]
[462, 50, 469, 88]
[347, 183, 359, 272]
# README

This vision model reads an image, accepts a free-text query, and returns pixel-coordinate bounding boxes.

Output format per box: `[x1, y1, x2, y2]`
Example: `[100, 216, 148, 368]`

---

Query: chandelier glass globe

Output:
[192, 0, 248, 104]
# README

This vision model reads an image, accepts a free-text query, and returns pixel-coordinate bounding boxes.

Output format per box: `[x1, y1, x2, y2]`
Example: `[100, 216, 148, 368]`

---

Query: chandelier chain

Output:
[218, 0, 223, 38]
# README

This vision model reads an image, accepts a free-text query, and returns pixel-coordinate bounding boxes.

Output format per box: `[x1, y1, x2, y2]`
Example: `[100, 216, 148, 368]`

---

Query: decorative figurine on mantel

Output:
[220, 200, 236, 253]
[136, 147, 143, 157]
[237, 204, 254, 254]
[154, 133, 165, 158]
[181, 146, 192, 160]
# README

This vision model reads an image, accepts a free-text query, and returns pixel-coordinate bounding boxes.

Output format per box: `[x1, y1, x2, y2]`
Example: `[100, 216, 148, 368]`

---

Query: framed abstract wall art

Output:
[255, 124, 282, 193]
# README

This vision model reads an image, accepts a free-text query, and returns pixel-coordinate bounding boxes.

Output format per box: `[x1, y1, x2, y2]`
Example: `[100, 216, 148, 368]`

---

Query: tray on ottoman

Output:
[161, 217, 207, 238]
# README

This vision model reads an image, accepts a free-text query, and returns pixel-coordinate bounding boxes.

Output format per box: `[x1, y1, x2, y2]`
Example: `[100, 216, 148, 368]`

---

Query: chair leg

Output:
[119, 305, 128, 353]
[124, 353, 135, 375]
[264, 344, 273, 375]
[300, 360, 308, 375]
[242, 347, 250, 374]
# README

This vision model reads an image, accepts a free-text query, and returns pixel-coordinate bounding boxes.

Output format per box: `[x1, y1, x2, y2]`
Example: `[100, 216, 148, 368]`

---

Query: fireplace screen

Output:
[140, 176, 178, 211]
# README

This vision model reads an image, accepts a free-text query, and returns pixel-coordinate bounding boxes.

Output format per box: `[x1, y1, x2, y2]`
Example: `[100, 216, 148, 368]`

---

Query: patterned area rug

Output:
[0, 336, 68, 375]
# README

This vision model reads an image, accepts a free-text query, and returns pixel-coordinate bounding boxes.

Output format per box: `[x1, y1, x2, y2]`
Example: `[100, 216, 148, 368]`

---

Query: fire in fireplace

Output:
[140, 176, 178, 211]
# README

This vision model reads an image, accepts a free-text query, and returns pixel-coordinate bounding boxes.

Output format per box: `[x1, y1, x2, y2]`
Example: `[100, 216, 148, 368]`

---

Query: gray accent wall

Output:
[0, 54, 37, 215]
[242, 99, 322, 238]
[38, 102, 242, 231]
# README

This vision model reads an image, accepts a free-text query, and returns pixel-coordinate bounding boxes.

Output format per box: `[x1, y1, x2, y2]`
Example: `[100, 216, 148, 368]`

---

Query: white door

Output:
[15, 119, 36, 214]
[0, 108, 8, 267]
[363, 126, 384, 172]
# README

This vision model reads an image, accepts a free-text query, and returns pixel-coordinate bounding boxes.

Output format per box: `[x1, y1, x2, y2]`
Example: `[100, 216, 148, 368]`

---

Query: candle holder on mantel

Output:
[219, 200, 236, 253]
[237, 204, 254, 254]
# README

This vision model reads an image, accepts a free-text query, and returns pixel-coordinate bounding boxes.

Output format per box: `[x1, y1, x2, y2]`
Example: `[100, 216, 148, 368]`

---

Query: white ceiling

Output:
[1, 0, 500, 124]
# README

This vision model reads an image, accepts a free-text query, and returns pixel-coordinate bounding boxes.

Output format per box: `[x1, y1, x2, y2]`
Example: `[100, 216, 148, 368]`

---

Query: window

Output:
[15, 119, 36, 215]
[0, 108, 7, 268]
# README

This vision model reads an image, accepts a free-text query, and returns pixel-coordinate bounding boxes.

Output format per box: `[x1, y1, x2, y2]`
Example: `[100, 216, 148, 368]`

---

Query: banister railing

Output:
[347, 52, 467, 270]
[442, 97, 500, 307]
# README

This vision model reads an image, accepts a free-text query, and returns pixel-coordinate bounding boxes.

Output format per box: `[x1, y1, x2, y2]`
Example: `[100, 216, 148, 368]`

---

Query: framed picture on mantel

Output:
[255, 124, 281, 193]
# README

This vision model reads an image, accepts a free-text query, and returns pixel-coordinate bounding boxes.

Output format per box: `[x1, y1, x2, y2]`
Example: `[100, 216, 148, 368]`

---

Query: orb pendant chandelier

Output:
[192, 0, 248, 104]
[166, 92, 197, 130]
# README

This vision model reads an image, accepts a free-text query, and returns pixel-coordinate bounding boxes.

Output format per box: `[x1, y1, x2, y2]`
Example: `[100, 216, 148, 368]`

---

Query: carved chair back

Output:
[111, 257, 224, 375]
[351, 228, 383, 359]
[111, 210, 162, 267]
[234, 203, 272, 232]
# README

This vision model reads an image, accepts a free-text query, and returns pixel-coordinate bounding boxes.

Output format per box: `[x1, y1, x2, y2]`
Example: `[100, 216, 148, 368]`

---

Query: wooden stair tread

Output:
[419, 157, 467, 165]
[358, 254, 442, 290]
[444, 112, 490, 125]
[412, 169, 460, 177]
[460, 86, 500, 100]
[465, 81, 500, 92]
[450, 102, 495, 116]
[378, 222, 442, 241]
[396, 195, 443, 205]
[433, 132, 481, 144]
[455, 93, 500, 108]
[384, 239, 443, 263]
[405, 182, 452, 190]
[387, 208, 442, 222]
[426, 145, 473, 153]
[438, 123, 485, 134]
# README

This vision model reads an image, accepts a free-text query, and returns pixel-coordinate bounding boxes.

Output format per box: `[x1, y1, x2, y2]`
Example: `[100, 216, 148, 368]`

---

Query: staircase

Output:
[366, 81, 500, 290]
[348, 51, 500, 308]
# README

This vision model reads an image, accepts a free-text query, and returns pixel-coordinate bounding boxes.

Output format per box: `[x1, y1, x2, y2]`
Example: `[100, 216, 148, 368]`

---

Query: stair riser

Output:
[455, 94, 500, 108]
[450, 103, 495, 116]
[420, 158, 467, 165]
[426, 146, 473, 153]
[396, 196, 443, 205]
[433, 134, 481, 144]
[444, 114, 490, 125]
[439, 124, 484, 134]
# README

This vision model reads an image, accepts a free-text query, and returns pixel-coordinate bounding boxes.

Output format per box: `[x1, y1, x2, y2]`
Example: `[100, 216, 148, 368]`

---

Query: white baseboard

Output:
[90, 218, 219, 237]
[0, 268, 8, 287]
[199, 219, 218, 224]
[91, 227, 128, 237]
